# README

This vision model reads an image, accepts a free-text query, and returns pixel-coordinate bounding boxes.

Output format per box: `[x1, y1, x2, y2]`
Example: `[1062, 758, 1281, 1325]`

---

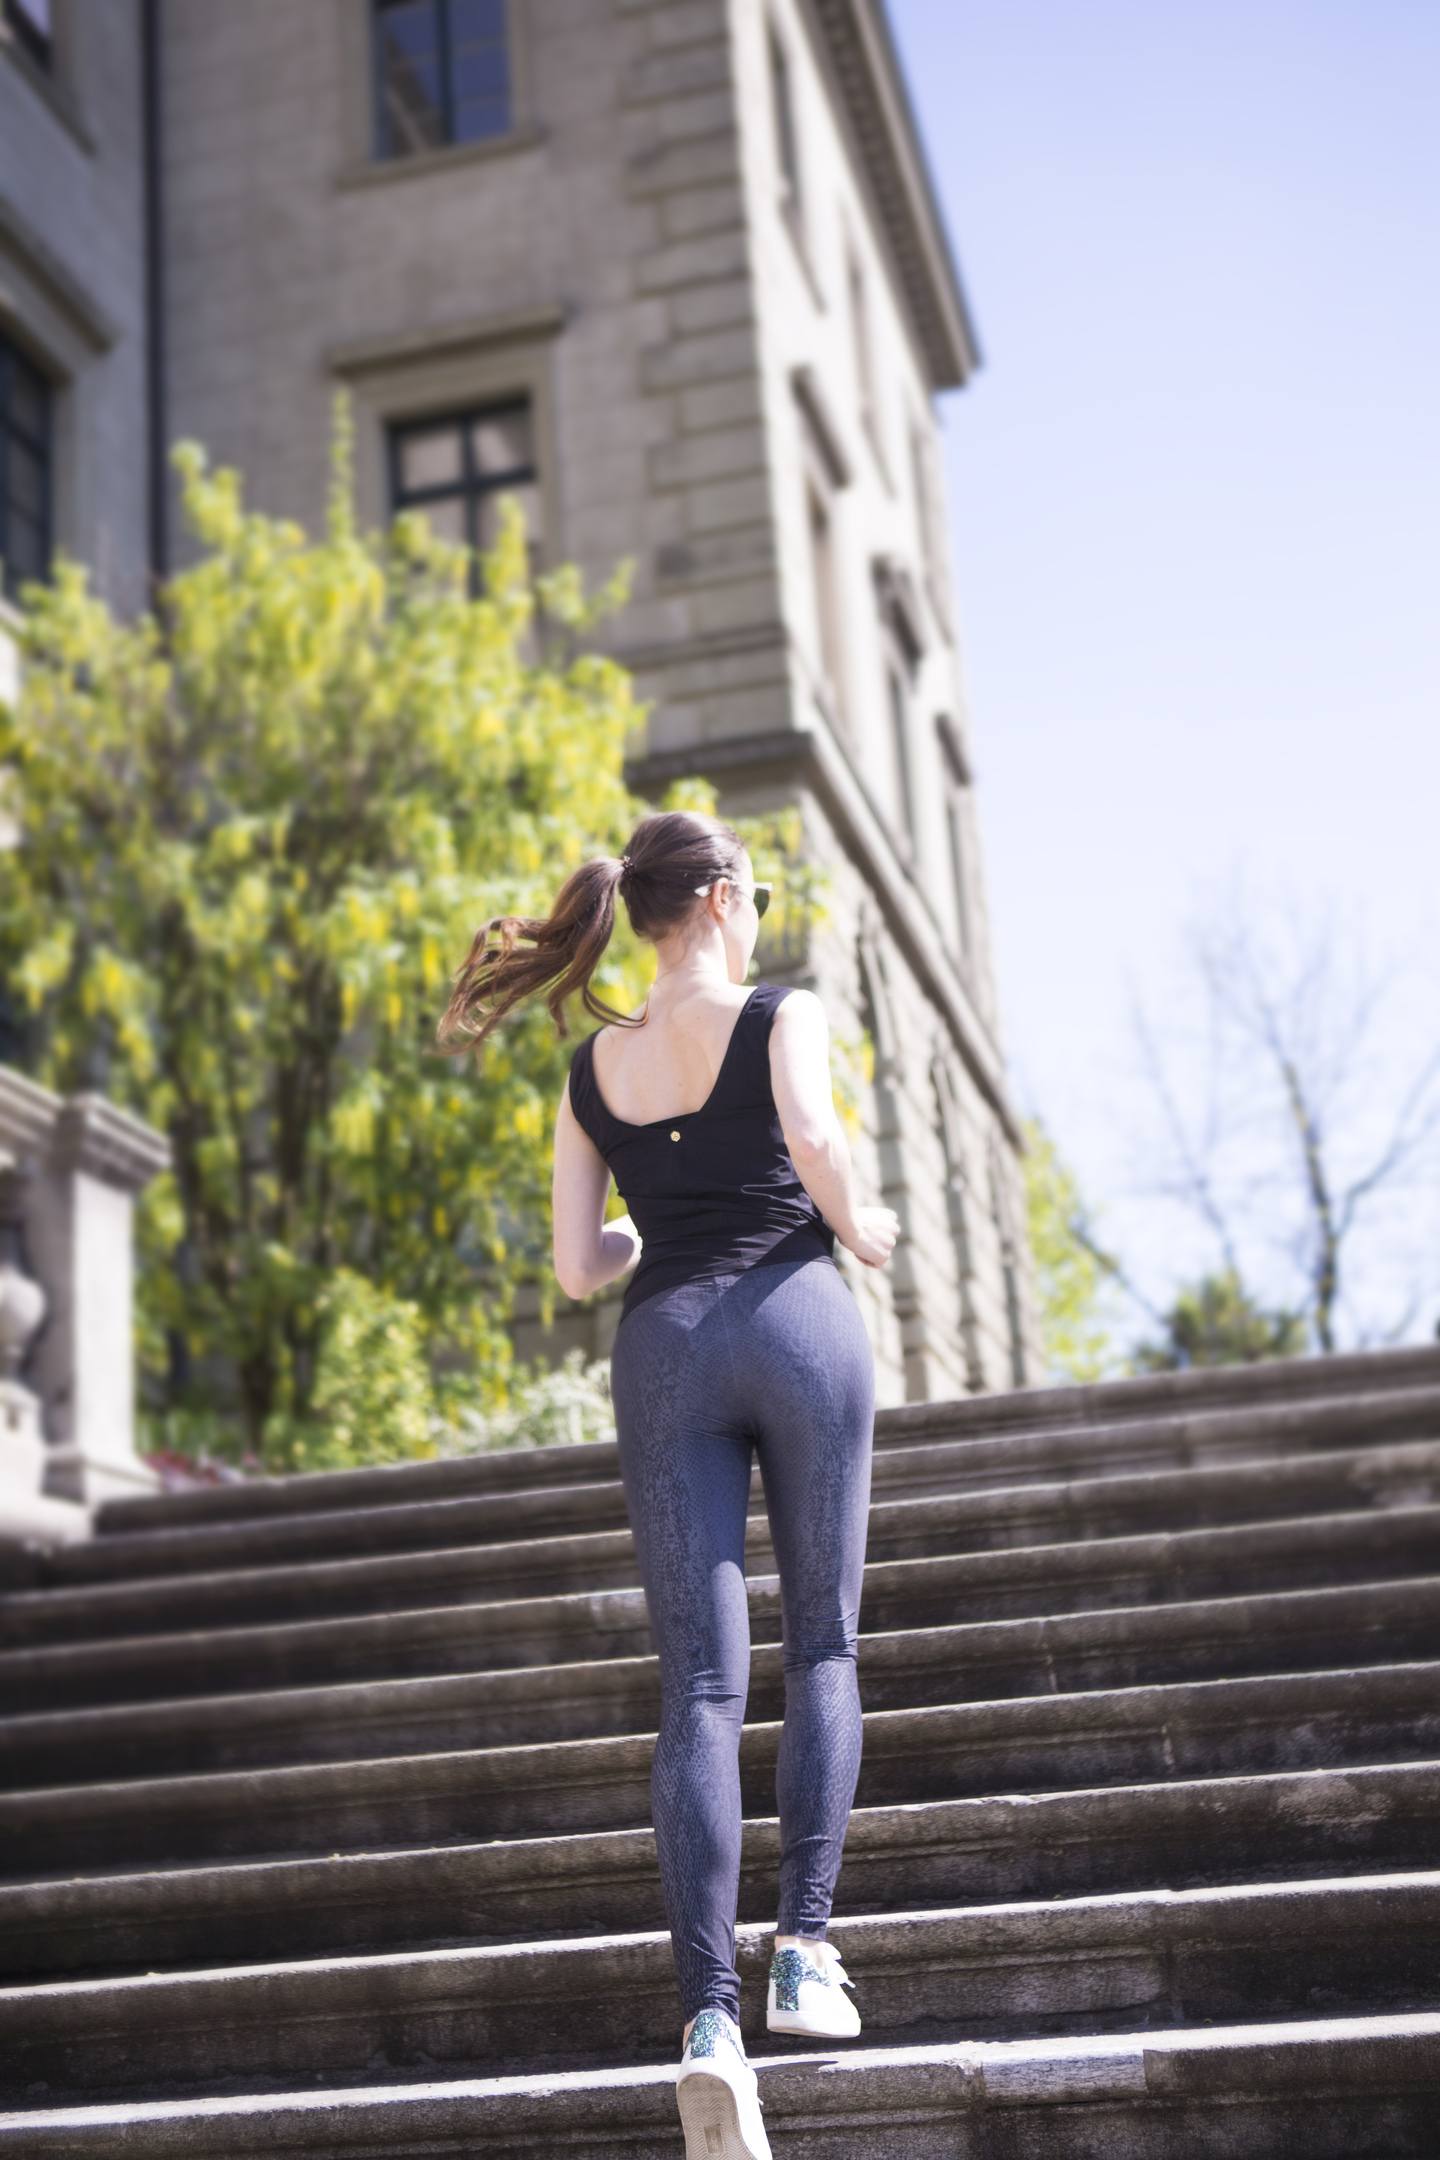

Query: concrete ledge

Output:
[51, 1436, 1440, 1595]
[2, 1952, 1440, 2116]
[2, 1661, 1439, 1880]
[23, 1448, 1440, 1647]
[5, 1501, 1438, 1710]
[93, 1356, 1440, 1535]
[5, 1574, 1440, 1786]
[4, 1759, 1440, 1986]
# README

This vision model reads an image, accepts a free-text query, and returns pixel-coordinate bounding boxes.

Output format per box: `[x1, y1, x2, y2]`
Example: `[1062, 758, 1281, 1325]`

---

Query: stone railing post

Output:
[0, 1147, 83, 1543]
[0, 1067, 172, 1530]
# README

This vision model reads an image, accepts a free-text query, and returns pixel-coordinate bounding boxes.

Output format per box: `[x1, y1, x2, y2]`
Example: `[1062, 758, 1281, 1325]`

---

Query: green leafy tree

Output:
[1130, 1265, 1307, 1372]
[0, 393, 825, 1471]
[1020, 1111, 1126, 1383]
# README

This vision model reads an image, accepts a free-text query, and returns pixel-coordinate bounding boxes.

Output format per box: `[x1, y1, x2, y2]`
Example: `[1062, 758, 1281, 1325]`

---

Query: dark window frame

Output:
[3, 0, 52, 71]
[0, 329, 54, 608]
[386, 394, 539, 597]
[805, 473, 845, 721]
[370, 0, 512, 162]
[944, 785, 973, 960]
[767, 20, 801, 215]
[886, 659, 916, 845]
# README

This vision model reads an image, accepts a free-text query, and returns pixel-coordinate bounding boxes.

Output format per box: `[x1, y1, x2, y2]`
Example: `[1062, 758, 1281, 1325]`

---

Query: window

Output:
[936, 714, 973, 961]
[806, 479, 846, 726]
[3, 0, 51, 70]
[909, 417, 946, 585]
[768, 22, 801, 216]
[793, 365, 853, 732]
[0, 331, 53, 607]
[944, 788, 973, 960]
[387, 396, 540, 594]
[875, 556, 923, 853]
[886, 663, 915, 843]
[372, 0, 511, 161]
[846, 239, 889, 475]
[846, 247, 874, 420]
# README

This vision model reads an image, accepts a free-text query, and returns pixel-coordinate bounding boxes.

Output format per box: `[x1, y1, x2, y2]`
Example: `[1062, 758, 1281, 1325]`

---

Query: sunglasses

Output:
[694, 877, 772, 919]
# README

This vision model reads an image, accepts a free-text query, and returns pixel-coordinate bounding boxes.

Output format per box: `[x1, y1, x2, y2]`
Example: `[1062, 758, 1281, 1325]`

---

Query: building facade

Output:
[0, 0, 1041, 1400]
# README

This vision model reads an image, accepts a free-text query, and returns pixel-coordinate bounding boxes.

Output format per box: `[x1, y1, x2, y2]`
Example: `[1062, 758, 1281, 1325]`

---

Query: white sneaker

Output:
[766, 1939, 862, 2039]
[675, 2007, 772, 2160]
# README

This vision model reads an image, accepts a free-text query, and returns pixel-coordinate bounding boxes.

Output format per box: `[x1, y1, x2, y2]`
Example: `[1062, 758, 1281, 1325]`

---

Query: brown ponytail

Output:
[434, 809, 750, 1061]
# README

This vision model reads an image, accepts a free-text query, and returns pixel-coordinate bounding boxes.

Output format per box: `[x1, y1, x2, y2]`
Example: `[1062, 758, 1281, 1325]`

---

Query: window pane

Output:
[452, 43, 508, 99]
[4, 509, 46, 582]
[449, 0, 507, 40]
[6, 440, 44, 520]
[414, 496, 468, 545]
[454, 95, 510, 141]
[377, 0, 437, 56]
[8, 357, 47, 442]
[397, 424, 463, 492]
[5, 0, 51, 60]
[375, 0, 446, 155]
[769, 29, 800, 202]
[478, 481, 542, 552]
[470, 407, 532, 473]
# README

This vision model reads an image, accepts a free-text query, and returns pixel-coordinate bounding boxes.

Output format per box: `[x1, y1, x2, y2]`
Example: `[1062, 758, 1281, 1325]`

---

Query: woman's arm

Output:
[552, 1076, 642, 1302]
[767, 989, 866, 1247]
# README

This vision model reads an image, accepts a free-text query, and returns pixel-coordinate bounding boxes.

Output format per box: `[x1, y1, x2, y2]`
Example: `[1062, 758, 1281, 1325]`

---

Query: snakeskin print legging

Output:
[608, 1252, 876, 2026]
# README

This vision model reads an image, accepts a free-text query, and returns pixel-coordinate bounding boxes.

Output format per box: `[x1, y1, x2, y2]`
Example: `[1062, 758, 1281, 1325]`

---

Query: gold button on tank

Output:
[670, 1129, 681, 1141]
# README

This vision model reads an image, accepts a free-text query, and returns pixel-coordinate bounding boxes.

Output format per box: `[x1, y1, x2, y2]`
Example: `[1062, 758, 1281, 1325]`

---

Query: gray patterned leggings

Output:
[608, 1253, 876, 2026]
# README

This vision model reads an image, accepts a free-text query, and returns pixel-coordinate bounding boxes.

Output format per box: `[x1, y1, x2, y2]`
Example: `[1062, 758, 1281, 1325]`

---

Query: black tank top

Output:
[567, 979, 838, 1322]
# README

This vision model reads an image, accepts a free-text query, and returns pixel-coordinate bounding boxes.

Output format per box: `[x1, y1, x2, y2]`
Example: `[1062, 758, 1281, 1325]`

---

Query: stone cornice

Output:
[53, 1094, 172, 1189]
[0, 1066, 62, 1159]
[0, 1071, 171, 1190]
[324, 302, 568, 379]
[807, 0, 982, 391]
[0, 188, 117, 356]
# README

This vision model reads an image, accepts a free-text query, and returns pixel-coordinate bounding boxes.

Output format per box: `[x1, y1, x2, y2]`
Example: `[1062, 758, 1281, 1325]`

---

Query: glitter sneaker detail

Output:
[768, 1944, 854, 2010]
[684, 2008, 747, 2063]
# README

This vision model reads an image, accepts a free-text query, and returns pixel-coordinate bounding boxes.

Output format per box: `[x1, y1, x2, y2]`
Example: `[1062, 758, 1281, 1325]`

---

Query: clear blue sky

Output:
[887, 0, 1440, 1354]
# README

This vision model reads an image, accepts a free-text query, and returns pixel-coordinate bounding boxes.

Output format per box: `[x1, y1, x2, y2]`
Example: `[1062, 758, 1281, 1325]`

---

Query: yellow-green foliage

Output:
[1020, 1111, 1125, 1383]
[0, 392, 823, 1471]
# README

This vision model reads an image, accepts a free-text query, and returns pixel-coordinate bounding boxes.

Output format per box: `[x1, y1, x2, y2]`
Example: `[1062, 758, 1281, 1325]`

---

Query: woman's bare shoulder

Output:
[770, 985, 826, 1024]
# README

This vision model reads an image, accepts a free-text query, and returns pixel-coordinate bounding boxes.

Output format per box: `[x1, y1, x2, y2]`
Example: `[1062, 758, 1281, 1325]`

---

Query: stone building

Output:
[0, 0, 1040, 1402]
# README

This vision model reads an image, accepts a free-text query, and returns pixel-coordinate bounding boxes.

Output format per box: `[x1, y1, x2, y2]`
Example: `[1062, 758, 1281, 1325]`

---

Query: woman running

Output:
[445, 809, 897, 2160]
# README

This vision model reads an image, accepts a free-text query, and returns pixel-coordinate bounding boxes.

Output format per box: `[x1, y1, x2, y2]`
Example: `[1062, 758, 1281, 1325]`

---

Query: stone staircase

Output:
[2, 1343, 1440, 2154]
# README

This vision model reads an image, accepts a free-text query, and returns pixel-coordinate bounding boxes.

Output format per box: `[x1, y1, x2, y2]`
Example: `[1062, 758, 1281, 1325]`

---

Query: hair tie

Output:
[619, 854, 633, 873]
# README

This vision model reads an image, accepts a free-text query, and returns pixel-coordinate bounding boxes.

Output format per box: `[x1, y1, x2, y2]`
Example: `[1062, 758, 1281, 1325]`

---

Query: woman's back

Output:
[567, 979, 836, 1322]
[588, 979, 763, 1128]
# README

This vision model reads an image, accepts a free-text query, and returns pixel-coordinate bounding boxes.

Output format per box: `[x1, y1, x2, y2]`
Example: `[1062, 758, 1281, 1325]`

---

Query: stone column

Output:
[0, 1067, 171, 1523]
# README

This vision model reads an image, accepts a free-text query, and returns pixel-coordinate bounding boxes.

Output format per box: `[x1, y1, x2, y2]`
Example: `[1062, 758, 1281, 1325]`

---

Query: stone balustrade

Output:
[0, 1066, 171, 1545]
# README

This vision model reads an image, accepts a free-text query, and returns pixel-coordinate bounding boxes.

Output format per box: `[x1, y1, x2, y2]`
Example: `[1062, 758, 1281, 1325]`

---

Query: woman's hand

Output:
[840, 1204, 900, 1269]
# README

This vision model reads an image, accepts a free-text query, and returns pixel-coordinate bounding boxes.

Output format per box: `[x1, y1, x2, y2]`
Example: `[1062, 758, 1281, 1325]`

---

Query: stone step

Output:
[3, 1758, 1435, 1985]
[49, 1433, 1440, 1592]
[81, 1373, 1440, 1581]
[8, 2011, 1439, 2158]
[4, 1574, 1438, 1788]
[4, 1501, 1437, 1717]
[2, 1872, 1439, 2109]
[9, 1440, 1438, 1656]
[3, 1661, 1438, 1881]
[91, 1345, 1440, 1537]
